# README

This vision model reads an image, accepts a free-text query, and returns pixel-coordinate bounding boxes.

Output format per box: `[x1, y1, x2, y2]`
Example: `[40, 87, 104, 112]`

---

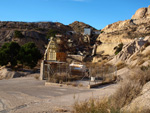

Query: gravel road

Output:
[0, 76, 119, 113]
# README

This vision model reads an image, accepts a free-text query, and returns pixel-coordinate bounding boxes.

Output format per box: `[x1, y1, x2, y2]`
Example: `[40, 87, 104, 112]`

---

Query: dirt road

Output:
[0, 76, 119, 113]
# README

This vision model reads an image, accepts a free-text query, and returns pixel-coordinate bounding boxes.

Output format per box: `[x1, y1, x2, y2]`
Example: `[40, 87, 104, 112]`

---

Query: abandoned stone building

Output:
[44, 37, 67, 62]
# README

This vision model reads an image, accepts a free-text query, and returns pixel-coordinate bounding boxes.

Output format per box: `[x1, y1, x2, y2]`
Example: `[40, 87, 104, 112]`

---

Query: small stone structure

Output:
[40, 37, 67, 80]
[44, 37, 67, 62]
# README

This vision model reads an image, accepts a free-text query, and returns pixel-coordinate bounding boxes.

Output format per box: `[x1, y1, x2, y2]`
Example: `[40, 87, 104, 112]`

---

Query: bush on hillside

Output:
[114, 43, 123, 55]
[14, 30, 24, 39]
[46, 29, 60, 39]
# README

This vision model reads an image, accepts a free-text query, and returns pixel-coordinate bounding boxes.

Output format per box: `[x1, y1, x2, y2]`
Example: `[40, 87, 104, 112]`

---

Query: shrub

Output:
[73, 98, 120, 113]
[46, 29, 60, 39]
[18, 42, 42, 69]
[0, 42, 20, 68]
[0, 42, 42, 69]
[34, 74, 40, 80]
[114, 43, 123, 55]
[14, 30, 24, 39]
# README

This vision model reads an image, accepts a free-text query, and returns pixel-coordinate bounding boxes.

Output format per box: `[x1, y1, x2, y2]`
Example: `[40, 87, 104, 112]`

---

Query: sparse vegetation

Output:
[14, 30, 24, 39]
[46, 29, 60, 39]
[34, 74, 40, 80]
[116, 61, 127, 70]
[73, 68, 150, 113]
[137, 59, 145, 65]
[114, 43, 123, 55]
[73, 98, 120, 113]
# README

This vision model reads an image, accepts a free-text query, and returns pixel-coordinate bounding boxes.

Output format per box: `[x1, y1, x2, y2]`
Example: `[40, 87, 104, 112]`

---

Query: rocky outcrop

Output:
[0, 68, 29, 79]
[109, 39, 147, 64]
[132, 5, 150, 19]
[132, 8, 147, 19]
[109, 36, 150, 68]
[69, 21, 96, 34]
[96, 6, 150, 55]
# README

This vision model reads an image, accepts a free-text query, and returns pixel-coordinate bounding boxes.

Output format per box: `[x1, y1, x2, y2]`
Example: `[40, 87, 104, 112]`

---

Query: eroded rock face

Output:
[109, 39, 147, 64]
[132, 5, 150, 19]
[132, 8, 147, 19]
[96, 6, 150, 55]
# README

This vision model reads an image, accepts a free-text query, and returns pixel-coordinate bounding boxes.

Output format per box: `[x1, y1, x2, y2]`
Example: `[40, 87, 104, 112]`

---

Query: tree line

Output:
[0, 42, 42, 69]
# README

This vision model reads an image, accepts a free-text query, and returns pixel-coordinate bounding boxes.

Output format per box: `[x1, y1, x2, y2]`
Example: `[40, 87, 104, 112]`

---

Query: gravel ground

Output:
[0, 75, 119, 113]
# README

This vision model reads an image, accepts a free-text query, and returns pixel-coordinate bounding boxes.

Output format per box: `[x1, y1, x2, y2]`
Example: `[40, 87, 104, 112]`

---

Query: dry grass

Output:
[111, 68, 150, 110]
[73, 68, 150, 113]
[72, 83, 78, 87]
[34, 74, 40, 80]
[78, 83, 83, 87]
[73, 98, 118, 113]
[66, 82, 72, 86]
[111, 80, 142, 109]
[103, 75, 117, 83]
[115, 61, 127, 70]
[137, 59, 145, 66]
[130, 54, 138, 61]
[55, 108, 68, 112]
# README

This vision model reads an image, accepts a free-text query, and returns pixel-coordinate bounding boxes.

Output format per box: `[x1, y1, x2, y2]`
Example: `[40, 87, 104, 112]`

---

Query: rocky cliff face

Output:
[96, 6, 150, 55]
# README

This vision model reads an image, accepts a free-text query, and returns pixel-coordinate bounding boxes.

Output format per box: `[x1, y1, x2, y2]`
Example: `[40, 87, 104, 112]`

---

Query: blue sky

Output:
[0, 0, 150, 29]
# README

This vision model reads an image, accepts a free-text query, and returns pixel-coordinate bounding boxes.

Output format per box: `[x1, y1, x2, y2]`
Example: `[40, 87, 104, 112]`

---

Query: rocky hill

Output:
[0, 21, 96, 54]
[69, 21, 97, 34]
[96, 5, 150, 55]
[132, 5, 150, 19]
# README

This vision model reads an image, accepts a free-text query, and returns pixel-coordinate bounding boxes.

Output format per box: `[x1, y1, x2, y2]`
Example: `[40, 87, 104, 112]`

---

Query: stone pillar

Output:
[40, 60, 44, 80]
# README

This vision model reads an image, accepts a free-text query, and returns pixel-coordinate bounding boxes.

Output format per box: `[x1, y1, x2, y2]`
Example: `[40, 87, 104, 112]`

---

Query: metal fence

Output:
[44, 62, 117, 85]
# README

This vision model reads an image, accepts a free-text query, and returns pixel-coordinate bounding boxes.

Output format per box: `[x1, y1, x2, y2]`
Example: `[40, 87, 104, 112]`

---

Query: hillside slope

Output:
[96, 5, 150, 55]
[0, 21, 97, 54]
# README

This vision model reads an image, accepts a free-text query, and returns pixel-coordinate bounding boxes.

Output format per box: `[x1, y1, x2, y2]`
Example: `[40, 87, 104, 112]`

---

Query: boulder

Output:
[132, 8, 147, 19]
[0, 68, 15, 79]
[0, 68, 29, 80]
[109, 39, 146, 64]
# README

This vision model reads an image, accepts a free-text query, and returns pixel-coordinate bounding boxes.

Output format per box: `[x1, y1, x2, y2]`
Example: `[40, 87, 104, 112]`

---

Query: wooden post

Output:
[40, 60, 44, 80]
